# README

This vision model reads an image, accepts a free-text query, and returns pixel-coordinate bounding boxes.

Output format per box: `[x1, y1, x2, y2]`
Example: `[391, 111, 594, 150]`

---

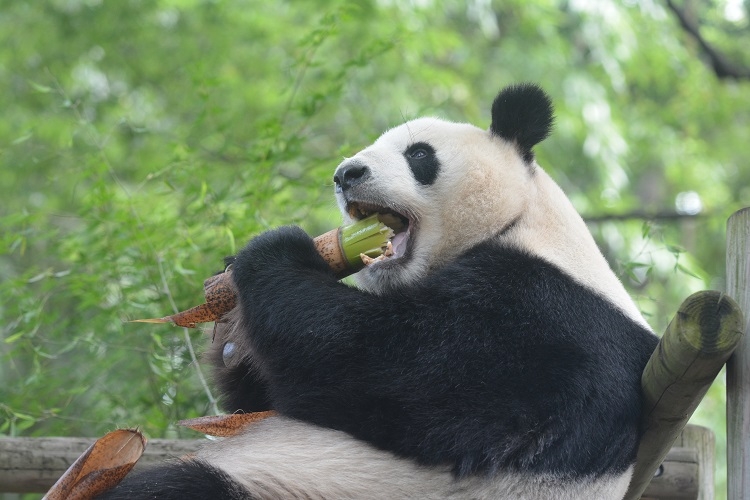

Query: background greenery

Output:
[1, 0, 748, 497]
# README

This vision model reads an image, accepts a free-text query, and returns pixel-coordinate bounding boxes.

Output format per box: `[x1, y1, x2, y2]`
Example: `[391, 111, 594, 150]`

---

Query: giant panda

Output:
[101, 84, 658, 500]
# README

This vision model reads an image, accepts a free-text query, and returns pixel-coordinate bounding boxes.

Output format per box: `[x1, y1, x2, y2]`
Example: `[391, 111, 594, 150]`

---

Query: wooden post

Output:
[680, 425, 716, 500]
[640, 446, 699, 500]
[640, 424, 714, 500]
[727, 207, 750, 500]
[625, 290, 744, 500]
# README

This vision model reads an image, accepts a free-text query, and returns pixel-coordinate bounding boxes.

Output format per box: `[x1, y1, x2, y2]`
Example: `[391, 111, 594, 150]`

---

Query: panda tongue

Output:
[391, 232, 408, 258]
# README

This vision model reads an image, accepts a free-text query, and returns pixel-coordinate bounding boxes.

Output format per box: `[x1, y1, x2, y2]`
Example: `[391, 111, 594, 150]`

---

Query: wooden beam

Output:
[641, 425, 715, 500]
[640, 446, 698, 500]
[625, 290, 744, 500]
[0, 436, 203, 493]
[727, 207, 750, 500]
[0, 427, 714, 497]
[640, 425, 715, 500]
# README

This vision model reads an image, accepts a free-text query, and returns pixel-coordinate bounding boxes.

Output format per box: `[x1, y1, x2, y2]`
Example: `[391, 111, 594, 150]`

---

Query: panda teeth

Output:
[347, 203, 375, 220]
[360, 242, 393, 267]
[360, 253, 376, 266]
[384, 241, 394, 257]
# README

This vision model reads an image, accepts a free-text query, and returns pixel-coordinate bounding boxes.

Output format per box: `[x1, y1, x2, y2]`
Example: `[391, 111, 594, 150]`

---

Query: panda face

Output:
[333, 117, 535, 294]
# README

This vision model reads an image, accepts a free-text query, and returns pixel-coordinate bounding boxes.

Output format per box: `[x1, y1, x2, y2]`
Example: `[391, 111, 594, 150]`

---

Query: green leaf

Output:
[4, 331, 26, 344]
[28, 81, 52, 93]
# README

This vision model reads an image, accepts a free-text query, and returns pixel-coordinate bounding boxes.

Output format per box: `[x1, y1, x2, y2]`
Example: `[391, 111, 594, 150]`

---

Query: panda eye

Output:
[409, 148, 428, 160]
[403, 142, 440, 185]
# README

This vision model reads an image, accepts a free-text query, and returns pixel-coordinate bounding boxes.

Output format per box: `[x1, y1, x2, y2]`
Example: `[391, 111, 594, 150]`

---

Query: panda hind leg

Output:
[95, 458, 252, 500]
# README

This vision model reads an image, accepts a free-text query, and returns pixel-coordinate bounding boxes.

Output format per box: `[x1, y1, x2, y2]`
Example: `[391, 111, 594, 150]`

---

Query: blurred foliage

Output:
[1, 0, 748, 497]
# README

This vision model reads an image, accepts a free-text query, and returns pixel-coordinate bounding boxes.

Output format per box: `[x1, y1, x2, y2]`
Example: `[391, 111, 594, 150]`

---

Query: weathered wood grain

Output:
[0, 436, 203, 493]
[726, 207, 750, 500]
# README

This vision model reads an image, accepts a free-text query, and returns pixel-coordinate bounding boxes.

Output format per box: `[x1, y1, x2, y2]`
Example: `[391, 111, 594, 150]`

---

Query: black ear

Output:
[490, 84, 554, 163]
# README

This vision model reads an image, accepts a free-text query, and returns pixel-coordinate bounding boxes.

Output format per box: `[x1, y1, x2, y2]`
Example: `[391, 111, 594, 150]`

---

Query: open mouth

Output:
[346, 201, 413, 267]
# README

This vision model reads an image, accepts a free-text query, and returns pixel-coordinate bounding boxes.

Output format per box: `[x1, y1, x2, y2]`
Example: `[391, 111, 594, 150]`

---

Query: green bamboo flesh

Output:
[339, 214, 397, 271]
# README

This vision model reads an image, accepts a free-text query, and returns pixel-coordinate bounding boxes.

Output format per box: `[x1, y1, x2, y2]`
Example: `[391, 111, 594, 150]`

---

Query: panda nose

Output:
[333, 163, 370, 192]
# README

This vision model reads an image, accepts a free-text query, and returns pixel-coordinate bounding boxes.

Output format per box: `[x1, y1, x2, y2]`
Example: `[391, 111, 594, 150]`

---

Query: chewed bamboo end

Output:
[129, 317, 174, 324]
[178, 411, 277, 437]
[130, 302, 218, 328]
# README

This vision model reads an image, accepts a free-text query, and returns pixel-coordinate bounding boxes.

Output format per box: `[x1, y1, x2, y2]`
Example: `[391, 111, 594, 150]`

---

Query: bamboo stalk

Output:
[132, 215, 395, 328]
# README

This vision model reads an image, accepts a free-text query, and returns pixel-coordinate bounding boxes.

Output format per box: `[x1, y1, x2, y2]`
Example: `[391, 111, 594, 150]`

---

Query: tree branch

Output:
[583, 210, 705, 223]
[665, 0, 750, 80]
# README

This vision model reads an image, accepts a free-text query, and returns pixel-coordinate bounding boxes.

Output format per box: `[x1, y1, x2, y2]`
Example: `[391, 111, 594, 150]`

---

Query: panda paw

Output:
[231, 226, 332, 288]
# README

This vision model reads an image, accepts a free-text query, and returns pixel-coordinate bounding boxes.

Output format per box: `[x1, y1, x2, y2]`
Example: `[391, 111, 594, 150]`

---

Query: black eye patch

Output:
[403, 142, 440, 185]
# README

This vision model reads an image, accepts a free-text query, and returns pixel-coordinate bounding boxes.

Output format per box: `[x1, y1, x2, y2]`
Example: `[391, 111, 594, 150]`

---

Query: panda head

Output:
[333, 84, 553, 294]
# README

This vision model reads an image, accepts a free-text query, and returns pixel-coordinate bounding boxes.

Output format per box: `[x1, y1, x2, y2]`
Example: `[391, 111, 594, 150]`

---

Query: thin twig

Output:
[156, 257, 220, 415]
[665, 0, 750, 80]
[49, 71, 220, 415]
[584, 210, 707, 223]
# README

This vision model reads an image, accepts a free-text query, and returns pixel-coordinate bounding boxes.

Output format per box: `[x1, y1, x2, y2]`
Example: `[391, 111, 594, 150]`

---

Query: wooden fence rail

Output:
[0, 427, 715, 498]
[0, 437, 202, 494]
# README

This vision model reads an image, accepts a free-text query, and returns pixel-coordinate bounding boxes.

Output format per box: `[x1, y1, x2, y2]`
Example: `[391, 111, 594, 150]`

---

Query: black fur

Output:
[404, 142, 441, 185]
[490, 84, 554, 163]
[203, 255, 274, 412]
[224, 226, 657, 478]
[97, 459, 251, 499]
[206, 343, 273, 412]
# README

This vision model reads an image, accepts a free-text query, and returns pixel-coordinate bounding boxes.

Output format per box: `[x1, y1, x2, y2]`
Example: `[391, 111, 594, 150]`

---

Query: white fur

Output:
[199, 416, 632, 500]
